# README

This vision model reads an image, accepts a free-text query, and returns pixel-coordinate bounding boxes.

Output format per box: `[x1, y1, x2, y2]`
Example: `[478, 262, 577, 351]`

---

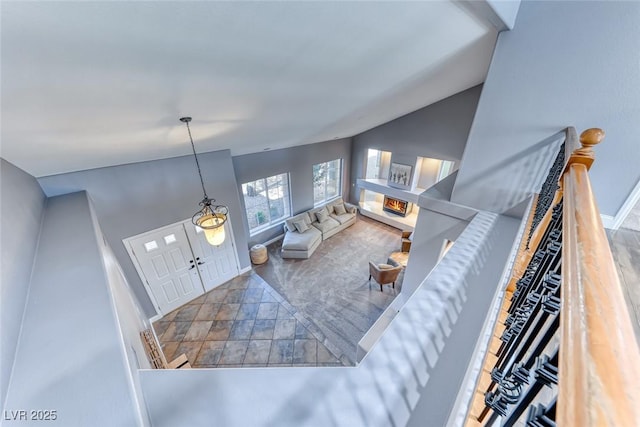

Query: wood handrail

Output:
[563, 126, 580, 164]
[559, 129, 640, 426]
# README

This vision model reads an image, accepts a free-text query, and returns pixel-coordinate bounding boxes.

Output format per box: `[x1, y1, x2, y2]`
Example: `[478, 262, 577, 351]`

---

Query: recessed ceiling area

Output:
[1, 1, 497, 177]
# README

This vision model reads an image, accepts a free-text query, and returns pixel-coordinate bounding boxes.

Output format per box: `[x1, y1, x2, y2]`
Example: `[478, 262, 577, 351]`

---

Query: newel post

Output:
[565, 128, 605, 171]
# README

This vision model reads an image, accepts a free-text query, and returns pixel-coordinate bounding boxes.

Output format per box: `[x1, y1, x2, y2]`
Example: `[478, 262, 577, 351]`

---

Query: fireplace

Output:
[383, 196, 409, 217]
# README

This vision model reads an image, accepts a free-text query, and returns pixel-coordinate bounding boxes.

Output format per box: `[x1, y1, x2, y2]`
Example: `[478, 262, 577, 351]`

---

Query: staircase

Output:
[462, 128, 640, 426]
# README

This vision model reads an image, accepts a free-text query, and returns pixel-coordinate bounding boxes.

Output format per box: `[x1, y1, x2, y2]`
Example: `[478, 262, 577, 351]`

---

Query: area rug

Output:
[254, 214, 404, 364]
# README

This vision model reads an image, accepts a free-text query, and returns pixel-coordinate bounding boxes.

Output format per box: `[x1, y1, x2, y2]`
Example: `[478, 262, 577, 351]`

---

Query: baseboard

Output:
[602, 179, 640, 230]
[239, 266, 252, 274]
[149, 313, 162, 323]
[601, 214, 616, 230]
[262, 233, 284, 246]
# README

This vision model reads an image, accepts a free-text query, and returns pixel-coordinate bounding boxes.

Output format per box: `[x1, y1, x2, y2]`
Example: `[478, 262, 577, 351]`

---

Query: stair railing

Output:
[464, 127, 640, 426]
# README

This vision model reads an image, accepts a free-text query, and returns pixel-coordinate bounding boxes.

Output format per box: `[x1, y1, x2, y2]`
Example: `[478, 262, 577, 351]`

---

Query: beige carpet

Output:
[254, 214, 404, 364]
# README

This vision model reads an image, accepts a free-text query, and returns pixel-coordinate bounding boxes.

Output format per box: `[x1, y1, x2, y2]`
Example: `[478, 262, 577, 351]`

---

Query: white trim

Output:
[149, 314, 163, 323]
[605, 179, 640, 230]
[249, 217, 288, 237]
[601, 214, 616, 230]
[123, 239, 163, 317]
[262, 233, 284, 247]
[313, 194, 343, 209]
[239, 266, 253, 274]
[125, 221, 186, 242]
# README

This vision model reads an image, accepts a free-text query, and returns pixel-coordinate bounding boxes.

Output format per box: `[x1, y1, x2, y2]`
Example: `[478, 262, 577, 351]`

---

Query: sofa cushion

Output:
[378, 263, 394, 270]
[344, 202, 357, 214]
[333, 203, 346, 215]
[327, 198, 344, 211]
[316, 209, 329, 223]
[311, 217, 340, 234]
[293, 220, 309, 233]
[285, 212, 311, 232]
[330, 212, 355, 225]
[282, 226, 322, 251]
[309, 206, 328, 223]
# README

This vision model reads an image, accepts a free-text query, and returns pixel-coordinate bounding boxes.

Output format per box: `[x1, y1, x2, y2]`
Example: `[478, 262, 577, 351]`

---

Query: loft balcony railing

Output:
[464, 127, 640, 426]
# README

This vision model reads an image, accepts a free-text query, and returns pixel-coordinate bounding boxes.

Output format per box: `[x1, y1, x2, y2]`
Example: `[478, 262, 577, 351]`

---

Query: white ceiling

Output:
[1, 1, 497, 177]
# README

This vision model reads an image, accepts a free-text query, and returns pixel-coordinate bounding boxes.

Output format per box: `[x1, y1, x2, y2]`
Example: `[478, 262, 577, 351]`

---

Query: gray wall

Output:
[349, 84, 483, 205]
[452, 0, 640, 217]
[233, 138, 352, 246]
[402, 210, 470, 298]
[90, 202, 152, 425]
[38, 149, 249, 318]
[0, 159, 46, 409]
[486, 0, 521, 30]
[4, 192, 140, 426]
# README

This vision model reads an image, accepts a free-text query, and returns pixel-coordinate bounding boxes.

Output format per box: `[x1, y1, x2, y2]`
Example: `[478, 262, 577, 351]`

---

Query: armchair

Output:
[368, 261, 402, 292]
[401, 231, 413, 252]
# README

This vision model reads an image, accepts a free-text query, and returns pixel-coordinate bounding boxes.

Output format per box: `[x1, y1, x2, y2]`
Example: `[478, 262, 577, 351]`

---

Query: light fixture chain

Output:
[185, 120, 208, 199]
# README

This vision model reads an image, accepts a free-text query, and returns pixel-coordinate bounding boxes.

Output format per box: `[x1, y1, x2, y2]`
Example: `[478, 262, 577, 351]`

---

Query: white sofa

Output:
[281, 198, 357, 259]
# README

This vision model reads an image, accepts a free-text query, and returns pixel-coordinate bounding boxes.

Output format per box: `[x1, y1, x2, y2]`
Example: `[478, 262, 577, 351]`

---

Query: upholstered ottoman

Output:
[250, 244, 268, 264]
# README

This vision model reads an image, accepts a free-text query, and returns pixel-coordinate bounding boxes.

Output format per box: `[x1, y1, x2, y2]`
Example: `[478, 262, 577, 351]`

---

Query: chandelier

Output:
[180, 117, 229, 246]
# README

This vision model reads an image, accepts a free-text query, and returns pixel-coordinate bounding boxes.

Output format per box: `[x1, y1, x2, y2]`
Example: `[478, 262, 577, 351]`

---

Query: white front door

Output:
[129, 224, 204, 314]
[184, 220, 239, 292]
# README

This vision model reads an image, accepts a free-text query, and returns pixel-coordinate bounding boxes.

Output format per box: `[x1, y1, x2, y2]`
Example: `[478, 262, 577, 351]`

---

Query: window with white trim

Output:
[242, 173, 291, 234]
[313, 159, 341, 205]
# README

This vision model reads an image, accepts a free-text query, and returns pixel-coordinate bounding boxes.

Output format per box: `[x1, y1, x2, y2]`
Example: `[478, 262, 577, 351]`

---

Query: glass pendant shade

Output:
[197, 213, 227, 246]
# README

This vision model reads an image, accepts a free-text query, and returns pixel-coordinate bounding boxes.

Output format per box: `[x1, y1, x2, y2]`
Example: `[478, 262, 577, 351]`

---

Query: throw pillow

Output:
[378, 263, 393, 270]
[333, 203, 346, 215]
[293, 220, 309, 233]
[316, 210, 329, 223]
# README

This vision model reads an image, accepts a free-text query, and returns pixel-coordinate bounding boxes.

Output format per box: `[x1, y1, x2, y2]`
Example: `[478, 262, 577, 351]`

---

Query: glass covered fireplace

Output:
[383, 196, 409, 217]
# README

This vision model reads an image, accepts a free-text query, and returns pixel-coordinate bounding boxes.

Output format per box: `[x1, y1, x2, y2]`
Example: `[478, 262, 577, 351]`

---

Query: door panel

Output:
[160, 280, 179, 303]
[185, 220, 239, 292]
[130, 225, 204, 314]
[150, 255, 170, 278]
[168, 247, 188, 270]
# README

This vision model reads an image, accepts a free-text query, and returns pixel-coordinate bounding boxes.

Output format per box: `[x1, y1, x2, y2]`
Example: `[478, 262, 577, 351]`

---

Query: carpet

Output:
[254, 214, 404, 364]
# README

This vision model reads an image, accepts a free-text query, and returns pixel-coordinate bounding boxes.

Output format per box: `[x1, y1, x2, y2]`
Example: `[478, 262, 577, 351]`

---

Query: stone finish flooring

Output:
[153, 272, 344, 368]
[254, 214, 401, 364]
[608, 226, 640, 347]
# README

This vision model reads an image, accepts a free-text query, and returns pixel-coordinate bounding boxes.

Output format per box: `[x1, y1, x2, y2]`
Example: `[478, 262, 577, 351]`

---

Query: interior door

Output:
[184, 220, 239, 292]
[130, 224, 204, 314]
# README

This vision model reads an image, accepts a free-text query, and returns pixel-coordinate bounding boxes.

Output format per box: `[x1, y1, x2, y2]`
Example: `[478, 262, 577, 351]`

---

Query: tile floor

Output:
[153, 272, 344, 368]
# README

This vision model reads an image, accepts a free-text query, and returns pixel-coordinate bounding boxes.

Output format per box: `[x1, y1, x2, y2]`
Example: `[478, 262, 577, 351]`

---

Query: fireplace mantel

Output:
[356, 178, 423, 230]
[356, 178, 426, 203]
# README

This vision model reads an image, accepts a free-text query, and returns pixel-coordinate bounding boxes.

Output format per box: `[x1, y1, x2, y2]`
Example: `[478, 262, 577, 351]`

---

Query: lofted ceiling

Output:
[1, 1, 497, 177]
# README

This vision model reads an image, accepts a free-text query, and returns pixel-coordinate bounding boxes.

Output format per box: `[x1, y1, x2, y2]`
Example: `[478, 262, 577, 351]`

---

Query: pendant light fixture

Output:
[180, 116, 229, 246]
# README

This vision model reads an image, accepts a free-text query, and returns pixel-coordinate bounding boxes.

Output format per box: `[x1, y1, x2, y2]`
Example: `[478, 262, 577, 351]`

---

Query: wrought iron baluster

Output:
[527, 142, 565, 248]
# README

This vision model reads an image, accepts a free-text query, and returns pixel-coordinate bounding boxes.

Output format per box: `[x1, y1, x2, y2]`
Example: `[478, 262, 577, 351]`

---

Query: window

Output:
[313, 159, 341, 205]
[144, 241, 158, 252]
[242, 173, 291, 233]
[365, 149, 392, 180]
[437, 160, 455, 182]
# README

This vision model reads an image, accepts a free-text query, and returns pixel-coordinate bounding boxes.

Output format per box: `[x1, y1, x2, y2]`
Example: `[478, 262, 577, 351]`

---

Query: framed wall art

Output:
[388, 162, 412, 189]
